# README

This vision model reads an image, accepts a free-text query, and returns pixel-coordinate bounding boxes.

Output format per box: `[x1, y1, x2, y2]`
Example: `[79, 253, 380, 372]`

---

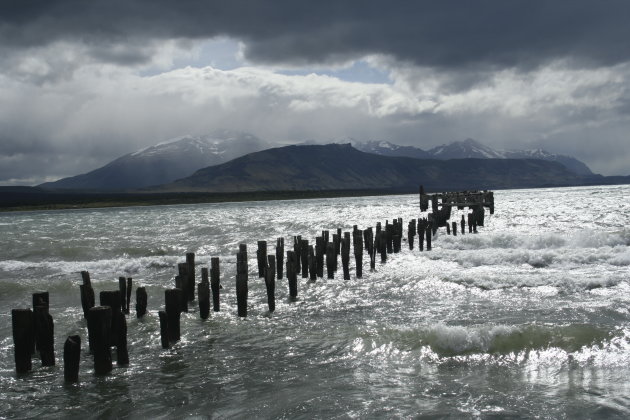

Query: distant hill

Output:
[352, 138, 594, 175]
[159, 143, 585, 193]
[39, 130, 271, 190]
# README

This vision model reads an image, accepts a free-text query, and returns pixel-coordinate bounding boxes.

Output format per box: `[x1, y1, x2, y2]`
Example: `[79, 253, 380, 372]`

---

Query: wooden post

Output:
[308, 245, 317, 281]
[11, 309, 33, 373]
[198, 280, 210, 320]
[426, 225, 432, 251]
[126, 277, 132, 316]
[408, 220, 416, 249]
[264, 255, 276, 313]
[33, 306, 55, 366]
[468, 213, 473, 233]
[452, 221, 457, 236]
[236, 244, 248, 317]
[63, 335, 81, 382]
[417, 218, 425, 252]
[326, 242, 335, 279]
[293, 236, 302, 275]
[32, 291, 49, 311]
[463, 214, 467, 234]
[257, 240, 267, 278]
[186, 252, 196, 301]
[177, 263, 190, 305]
[446, 222, 451, 235]
[99, 290, 121, 346]
[341, 232, 350, 280]
[385, 222, 393, 254]
[287, 250, 298, 298]
[276, 238, 284, 280]
[315, 236, 324, 278]
[135, 287, 147, 318]
[80, 271, 95, 319]
[87, 306, 112, 375]
[210, 257, 221, 312]
[118, 276, 127, 314]
[353, 229, 363, 278]
[175, 276, 189, 313]
[164, 289, 181, 342]
[300, 239, 309, 278]
[158, 311, 169, 349]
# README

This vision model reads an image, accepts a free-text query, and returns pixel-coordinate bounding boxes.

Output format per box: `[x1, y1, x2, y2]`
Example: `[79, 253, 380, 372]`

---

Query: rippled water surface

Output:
[1, 185, 630, 419]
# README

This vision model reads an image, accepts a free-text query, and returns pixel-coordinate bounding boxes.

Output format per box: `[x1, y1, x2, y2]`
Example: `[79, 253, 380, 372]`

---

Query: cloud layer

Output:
[1, 1, 629, 184]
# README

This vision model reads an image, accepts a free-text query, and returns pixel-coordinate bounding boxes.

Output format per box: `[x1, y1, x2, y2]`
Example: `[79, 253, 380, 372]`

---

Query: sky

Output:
[1, 0, 630, 185]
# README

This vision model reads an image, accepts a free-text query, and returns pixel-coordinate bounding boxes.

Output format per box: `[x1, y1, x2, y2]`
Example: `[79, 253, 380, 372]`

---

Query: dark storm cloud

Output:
[2, 0, 630, 69]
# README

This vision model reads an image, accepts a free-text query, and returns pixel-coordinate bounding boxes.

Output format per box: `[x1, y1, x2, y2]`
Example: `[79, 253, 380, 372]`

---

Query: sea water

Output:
[0, 185, 629, 419]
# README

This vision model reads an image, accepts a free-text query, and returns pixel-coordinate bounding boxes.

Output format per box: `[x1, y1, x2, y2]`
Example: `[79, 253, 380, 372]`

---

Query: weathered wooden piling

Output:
[463, 214, 467, 234]
[426, 225, 432, 251]
[80, 271, 95, 319]
[276, 238, 284, 280]
[468, 213, 473, 233]
[186, 252, 196, 301]
[287, 250, 298, 298]
[335, 229, 342, 255]
[99, 290, 122, 347]
[135, 287, 147, 318]
[326, 242, 335, 279]
[210, 257, 221, 312]
[177, 263, 191, 305]
[11, 308, 33, 373]
[158, 311, 169, 349]
[417, 218, 425, 251]
[332, 234, 339, 272]
[63, 335, 81, 382]
[353, 229, 363, 278]
[87, 306, 112, 375]
[175, 276, 189, 313]
[408, 220, 416, 249]
[236, 244, 248, 317]
[341, 232, 351, 280]
[32, 291, 49, 311]
[308, 245, 317, 281]
[293, 236, 302, 274]
[385, 222, 394, 254]
[377, 230, 387, 263]
[33, 306, 55, 366]
[198, 269, 210, 320]
[257, 240, 268, 278]
[451, 221, 457, 236]
[446, 222, 451, 235]
[300, 239, 309, 278]
[126, 277, 132, 316]
[264, 255, 276, 312]
[315, 236, 324, 278]
[164, 289, 181, 342]
[118, 277, 127, 314]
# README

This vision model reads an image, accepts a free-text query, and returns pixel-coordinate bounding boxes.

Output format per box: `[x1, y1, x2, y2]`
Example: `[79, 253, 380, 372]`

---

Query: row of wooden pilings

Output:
[10, 208, 486, 380]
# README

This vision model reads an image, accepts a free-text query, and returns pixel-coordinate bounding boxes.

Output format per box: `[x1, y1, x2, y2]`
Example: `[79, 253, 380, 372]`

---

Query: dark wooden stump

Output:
[87, 306, 112, 375]
[211, 257, 221, 312]
[99, 290, 122, 347]
[126, 277, 132, 316]
[452, 221, 457, 236]
[164, 289, 181, 343]
[135, 287, 147, 318]
[257, 240, 267, 278]
[308, 245, 317, 281]
[34, 306, 55, 366]
[463, 214, 467, 234]
[265, 255, 276, 313]
[341, 232, 350, 280]
[186, 252, 196, 302]
[11, 309, 33, 373]
[80, 271, 95, 319]
[293, 236, 302, 275]
[287, 250, 298, 298]
[426, 225, 432, 251]
[276, 238, 284, 280]
[315, 236, 324, 278]
[386, 223, 394, 254]
[118, 276, 128, 314]
[408, 221, 416, 249]
[63, 335, 81, 382]
[353, 229, 363, 278]
[300, 239, 309, 278]
[32, 291, 49, 311]
[175, 276, 189, 313]
[326, 242, 335, 279]
[158, 311, 169, 349]
[198, 281, 210, 320]
[332, 234, 340, 272]
[236, 245, 248, 317]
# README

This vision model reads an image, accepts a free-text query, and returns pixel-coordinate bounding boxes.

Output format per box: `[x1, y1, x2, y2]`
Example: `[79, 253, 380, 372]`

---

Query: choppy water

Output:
[1, 185, 630, 419]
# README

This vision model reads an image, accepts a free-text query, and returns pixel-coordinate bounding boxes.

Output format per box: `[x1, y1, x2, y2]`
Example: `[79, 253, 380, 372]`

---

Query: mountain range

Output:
[159, 143, 585, 193]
